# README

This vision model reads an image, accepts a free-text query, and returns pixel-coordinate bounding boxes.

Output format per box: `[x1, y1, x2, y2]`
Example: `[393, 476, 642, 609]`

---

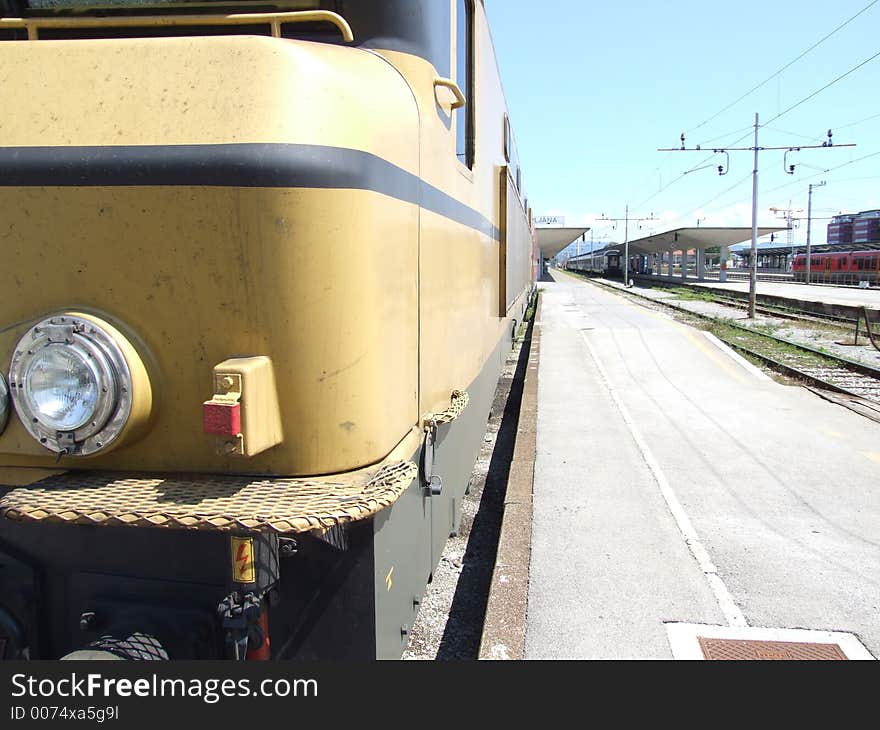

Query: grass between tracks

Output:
[652, 284, 718, 302]
[704, 319, 834, 369]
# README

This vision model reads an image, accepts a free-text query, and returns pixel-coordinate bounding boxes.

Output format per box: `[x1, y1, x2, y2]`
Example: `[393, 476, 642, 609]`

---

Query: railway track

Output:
[634, 277, 877, 332]
[696, 291, 880, 335]
[586, 277, 880, 415]
[703, 271, 877, 290]
[716, 329, 880, 403]
[698, 291, 853, 326]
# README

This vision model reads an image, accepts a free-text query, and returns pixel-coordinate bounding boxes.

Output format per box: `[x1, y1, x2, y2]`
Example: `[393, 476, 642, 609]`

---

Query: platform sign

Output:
[535, 215, 565, 227]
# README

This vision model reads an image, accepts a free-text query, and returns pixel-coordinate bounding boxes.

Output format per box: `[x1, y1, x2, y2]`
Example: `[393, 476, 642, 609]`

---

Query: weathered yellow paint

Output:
[0, 5, 533, 479]
[0, 35, 418, 170]
[0, 467, 66, 487]
[375, 1, 533, 418]
[0, 186, 418, 475]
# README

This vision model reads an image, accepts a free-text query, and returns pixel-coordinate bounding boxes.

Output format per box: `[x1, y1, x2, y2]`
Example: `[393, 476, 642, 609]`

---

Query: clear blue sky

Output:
[485, 0, 880, 252]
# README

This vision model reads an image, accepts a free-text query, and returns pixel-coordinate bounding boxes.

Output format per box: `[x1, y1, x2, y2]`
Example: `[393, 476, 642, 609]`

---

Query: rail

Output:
[0, 9, 354, 42]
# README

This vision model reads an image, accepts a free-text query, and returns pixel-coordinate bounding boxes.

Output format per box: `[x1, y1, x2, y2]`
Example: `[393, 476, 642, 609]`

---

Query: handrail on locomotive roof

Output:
[0, 9, 354, 42]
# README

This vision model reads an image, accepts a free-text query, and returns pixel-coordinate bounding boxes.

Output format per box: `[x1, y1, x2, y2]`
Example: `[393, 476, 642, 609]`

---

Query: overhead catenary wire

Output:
[637, 57, 877, 212]
[697, 125, 755, 147]
[827, 174, 880, 183]
[648, 107, 862, 224]
[834, 110, 880, 130]
[635, 127, 756, 209]
[705, 149, 880, 211]
[640, 58, 874, 213]
[762, 47, 880, 127]
[624, 7, 880, 229]
[761, 111, 880, 148]
[672, 171, 754, 226]
[686, 0, 880, 134]
[629, 125, 753, 204]
[765, 126, 823, 141]
[764, 149, 880, 196]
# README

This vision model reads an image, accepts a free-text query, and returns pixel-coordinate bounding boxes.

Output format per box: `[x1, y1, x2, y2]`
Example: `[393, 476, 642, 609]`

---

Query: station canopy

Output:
[626, 227, 786, 256]
[536, 227, 590, 259]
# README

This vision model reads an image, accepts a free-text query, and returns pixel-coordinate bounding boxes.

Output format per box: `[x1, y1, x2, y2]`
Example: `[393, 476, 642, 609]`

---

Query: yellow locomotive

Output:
[0, 0, 535, 659]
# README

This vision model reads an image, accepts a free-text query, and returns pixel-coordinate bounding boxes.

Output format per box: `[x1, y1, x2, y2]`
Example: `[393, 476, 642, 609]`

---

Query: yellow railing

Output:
[0, 9, 354, 41]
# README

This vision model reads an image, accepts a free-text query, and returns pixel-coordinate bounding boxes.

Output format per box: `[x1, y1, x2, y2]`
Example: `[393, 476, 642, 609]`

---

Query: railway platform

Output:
[639, 274, 880, 310]
[500, 269, 879, 660]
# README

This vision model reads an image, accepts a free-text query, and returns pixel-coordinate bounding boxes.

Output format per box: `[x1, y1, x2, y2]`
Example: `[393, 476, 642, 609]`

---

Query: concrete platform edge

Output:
[702, 331, 772, 381]
[477, 295, 540, 660]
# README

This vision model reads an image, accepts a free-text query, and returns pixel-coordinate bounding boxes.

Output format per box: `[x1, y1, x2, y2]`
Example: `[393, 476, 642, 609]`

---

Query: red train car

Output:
[792, 250, 880, 284]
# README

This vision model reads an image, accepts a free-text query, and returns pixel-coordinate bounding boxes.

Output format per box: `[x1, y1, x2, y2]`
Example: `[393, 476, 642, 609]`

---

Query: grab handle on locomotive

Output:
[433, 77, 467, 110]
[420, 418, 443, 497]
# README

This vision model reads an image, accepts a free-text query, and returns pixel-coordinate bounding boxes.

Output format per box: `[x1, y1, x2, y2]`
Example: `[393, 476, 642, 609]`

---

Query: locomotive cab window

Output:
[456, 0, 475, 169]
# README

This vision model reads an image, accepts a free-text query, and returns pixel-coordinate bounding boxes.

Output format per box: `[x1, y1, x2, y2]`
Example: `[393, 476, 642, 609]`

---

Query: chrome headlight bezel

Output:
[0, 373, 8, 435]
[9, 314, 134, 455]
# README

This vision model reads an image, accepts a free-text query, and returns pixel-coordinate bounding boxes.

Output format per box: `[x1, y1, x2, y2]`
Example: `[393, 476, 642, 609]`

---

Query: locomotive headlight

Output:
[22, 344, 104, 431]
[9, 313, 153, 456]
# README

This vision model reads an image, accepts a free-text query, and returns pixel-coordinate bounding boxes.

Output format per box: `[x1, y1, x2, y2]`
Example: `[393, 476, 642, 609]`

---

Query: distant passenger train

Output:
[565, 249, 622, 278]
[792, 250, 880, 284]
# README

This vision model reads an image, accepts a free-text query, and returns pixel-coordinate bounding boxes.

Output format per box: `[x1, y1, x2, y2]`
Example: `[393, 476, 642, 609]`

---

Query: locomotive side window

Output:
[456, 0, 475, 169]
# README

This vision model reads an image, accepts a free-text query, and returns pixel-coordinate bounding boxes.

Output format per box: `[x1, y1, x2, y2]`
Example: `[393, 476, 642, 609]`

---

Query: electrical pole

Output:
[749, 113, 759, 318]
[660, 118, 854, 318]
[598, 207, 658, 285]
[805, 181, 826, 284]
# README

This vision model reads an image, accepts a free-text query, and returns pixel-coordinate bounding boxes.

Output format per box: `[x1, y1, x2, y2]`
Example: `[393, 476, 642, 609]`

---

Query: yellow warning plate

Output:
[231, 536, 255, 583]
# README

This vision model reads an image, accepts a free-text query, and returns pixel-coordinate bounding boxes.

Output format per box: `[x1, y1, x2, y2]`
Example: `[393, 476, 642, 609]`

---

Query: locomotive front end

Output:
[0, 9, 429, 659]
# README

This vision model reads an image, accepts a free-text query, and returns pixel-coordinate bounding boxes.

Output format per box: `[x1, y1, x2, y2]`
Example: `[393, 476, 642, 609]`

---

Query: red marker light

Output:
[203, 400, 241, 436]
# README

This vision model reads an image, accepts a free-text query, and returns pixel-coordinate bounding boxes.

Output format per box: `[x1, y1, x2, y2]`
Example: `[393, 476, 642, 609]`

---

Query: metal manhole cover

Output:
[698, 637, 847, 661]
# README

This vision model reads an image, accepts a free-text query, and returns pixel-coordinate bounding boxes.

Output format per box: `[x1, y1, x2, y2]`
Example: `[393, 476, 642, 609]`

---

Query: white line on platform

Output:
[665, 623, 875, 660]
[580, 330, 748, 628]
[701, 332, 772, 381]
